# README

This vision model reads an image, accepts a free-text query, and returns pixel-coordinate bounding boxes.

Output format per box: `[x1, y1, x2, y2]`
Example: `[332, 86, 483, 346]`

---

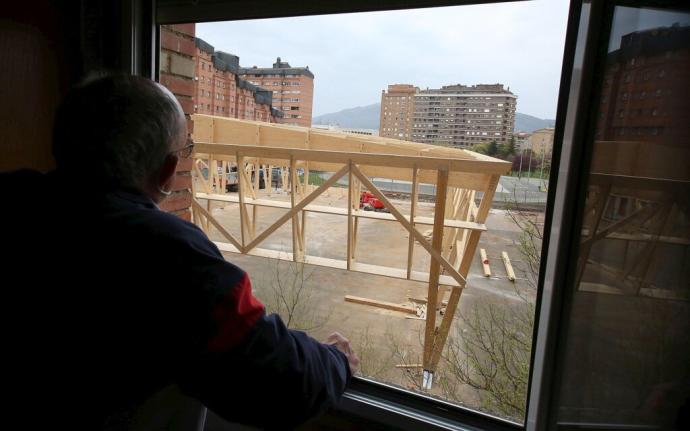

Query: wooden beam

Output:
[192, 199, 243, 251]
[502, 251, 516, 282]
[344, 295, 416, 314]
[195, 142, 510, 175]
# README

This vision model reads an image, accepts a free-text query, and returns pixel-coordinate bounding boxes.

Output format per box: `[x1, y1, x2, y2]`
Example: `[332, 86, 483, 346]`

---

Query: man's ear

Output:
[159, 154, 179, 191]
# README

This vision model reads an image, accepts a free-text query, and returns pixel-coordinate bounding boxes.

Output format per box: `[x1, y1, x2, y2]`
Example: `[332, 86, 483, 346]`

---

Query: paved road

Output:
[321, 172, 548, 206]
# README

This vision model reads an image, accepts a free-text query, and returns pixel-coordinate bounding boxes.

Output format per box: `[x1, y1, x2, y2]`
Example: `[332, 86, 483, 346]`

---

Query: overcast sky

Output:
[197, 0, 570, 119]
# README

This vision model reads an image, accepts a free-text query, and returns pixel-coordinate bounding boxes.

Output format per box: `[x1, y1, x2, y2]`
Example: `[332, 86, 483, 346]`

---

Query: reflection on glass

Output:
[558, 6, 690, 428]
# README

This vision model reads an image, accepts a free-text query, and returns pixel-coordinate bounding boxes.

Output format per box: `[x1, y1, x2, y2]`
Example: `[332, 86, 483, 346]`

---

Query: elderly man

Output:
[1, 74, 358, 429]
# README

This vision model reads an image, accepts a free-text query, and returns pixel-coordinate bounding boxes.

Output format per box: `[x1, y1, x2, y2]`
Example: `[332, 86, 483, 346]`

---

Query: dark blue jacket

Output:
[1, 170, 350, 429]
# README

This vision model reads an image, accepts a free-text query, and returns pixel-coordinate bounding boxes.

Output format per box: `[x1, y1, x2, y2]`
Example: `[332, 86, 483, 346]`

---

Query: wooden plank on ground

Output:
[479, 248, 491, 277]
[344, 295, 417, 314]
[502, 251, 516, 282]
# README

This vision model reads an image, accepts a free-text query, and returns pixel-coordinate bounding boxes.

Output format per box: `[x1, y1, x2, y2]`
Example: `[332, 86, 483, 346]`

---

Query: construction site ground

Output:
[199, 186, 538, 411]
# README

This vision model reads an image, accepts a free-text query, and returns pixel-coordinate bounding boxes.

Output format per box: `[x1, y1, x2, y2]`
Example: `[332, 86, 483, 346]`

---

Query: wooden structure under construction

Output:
[190, 114, 511, 386]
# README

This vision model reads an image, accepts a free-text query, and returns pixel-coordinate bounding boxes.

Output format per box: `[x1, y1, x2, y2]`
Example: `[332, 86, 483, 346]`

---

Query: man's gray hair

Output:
[53, 74, 185, 189]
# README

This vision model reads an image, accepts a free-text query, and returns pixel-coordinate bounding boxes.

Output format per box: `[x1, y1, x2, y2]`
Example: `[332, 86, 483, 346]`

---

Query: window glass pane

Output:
[159, 0, 569, 424]
[557, 6, 690, 428]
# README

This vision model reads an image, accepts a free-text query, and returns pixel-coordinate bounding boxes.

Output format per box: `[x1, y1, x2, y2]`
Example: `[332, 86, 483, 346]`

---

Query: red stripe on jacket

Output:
[208, 273, 265, 352]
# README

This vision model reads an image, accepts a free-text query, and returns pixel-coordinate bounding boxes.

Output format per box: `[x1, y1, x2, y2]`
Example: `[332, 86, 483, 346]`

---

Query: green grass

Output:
[306, 171, 347, 188]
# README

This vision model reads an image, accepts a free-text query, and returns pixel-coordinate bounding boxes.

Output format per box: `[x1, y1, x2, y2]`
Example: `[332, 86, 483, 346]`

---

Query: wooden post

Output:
[347, 160, 354, 270]
[406, 166, 419, 279]
[290, 156, 302, 262]
[301, 163, 308, 253]
[207, 157, 215, 230]
[252, 163, 260, 237]
[220, 161, 227, 194]
[422, 168, 449, 376]
[428, 174, 500, 373]
[236, 154, 248, 247]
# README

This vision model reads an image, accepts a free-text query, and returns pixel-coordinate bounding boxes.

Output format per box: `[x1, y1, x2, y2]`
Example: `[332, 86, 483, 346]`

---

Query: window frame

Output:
[142, 0, 657, 429]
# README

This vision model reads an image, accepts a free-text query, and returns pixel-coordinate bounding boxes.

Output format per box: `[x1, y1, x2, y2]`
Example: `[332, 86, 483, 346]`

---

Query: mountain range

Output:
[313, 103, 555, 133]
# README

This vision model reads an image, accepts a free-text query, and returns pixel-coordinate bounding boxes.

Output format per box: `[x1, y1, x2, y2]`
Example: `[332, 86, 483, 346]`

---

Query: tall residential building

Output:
[380, 84, 419, 140]
[194, 38, 283, 123]
[240, 58, 315, 127]
[411, 84, 516, 148]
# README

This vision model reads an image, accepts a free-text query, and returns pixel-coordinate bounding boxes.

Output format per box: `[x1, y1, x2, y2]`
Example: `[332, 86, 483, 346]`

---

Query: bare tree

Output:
[350, 326, 396, 380]
[505, 192, 544, 290]
[253, 259, 331, 332]
[440, 298, 534, 420]
[431, 191, 541, 421]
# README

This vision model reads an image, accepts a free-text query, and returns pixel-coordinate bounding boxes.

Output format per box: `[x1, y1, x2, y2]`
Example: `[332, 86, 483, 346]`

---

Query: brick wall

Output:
[159, 24, 195, 221]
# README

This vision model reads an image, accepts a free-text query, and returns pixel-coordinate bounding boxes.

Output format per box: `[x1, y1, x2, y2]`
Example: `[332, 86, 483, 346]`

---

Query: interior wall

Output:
[0, 1, 81, 172]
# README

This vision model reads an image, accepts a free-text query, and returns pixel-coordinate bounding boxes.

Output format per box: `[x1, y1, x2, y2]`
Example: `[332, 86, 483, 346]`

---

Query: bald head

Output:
[53, 74, 186, 190]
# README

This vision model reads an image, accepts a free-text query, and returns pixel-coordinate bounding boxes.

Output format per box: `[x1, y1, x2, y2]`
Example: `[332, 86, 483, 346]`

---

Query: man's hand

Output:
[325, 332, 360, 375]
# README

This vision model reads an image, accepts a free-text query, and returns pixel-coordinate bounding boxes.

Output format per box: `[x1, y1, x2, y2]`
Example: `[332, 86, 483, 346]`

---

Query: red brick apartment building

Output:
[194, 38, 282, 123]
[241, 57, 315, 127]
[596, 24, 690, 145]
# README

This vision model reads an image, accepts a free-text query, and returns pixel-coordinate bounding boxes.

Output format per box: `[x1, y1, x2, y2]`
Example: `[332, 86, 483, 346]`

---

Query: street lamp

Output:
[539, 139, 546, 180]
[527, 140, 533, 179]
